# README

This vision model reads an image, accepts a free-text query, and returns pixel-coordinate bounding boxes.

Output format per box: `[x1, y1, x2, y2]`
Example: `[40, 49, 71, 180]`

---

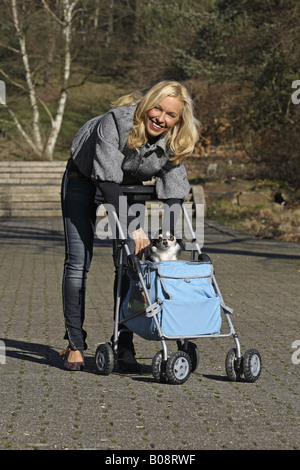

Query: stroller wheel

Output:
[95, 342, 114, 375]
[243, 348, 261, 382]
[152, 350, 168, 383]
[166, 351, 191, 385]
[177, 341, 200, 372]
[225, 348, 243, 382]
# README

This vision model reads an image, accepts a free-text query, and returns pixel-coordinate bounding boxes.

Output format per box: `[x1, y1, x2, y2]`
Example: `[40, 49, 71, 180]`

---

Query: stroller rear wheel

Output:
[166, 351, 191, 385]
[243, 348, 261, 382]
[225, 348, 243, 382]
[152, 350, 168, 383]
[95, 342, 114, 375]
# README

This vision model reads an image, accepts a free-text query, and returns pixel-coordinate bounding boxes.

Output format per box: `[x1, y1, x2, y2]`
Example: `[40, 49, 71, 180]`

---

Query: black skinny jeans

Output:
[61, 161, 136, 352]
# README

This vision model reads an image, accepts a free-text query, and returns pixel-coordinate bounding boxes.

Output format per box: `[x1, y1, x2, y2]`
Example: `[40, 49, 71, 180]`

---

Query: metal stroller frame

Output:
[94, 186, 262, 384]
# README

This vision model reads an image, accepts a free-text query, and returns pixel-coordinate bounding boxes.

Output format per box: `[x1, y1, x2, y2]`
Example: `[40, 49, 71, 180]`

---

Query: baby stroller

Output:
[94, 186, 261, 385]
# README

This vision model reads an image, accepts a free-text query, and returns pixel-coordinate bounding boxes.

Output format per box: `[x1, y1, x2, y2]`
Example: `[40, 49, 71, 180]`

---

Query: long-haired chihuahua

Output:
[146, 230, 182, 262]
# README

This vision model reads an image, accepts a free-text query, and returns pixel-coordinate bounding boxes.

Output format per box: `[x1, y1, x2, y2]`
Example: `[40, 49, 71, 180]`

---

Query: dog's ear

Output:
[165, 231, 174, 240]
[151, 228, 162, 240]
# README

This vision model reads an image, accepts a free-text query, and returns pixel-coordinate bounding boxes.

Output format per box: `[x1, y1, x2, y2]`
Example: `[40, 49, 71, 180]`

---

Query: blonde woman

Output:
[60, 81, 200, 371]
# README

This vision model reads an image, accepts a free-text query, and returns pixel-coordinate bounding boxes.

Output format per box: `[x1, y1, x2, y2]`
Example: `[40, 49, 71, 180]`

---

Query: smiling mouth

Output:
[150, 120, 164, 131]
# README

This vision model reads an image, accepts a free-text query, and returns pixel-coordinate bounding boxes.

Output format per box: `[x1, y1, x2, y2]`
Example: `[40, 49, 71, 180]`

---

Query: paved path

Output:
[0, 217, 299, 451]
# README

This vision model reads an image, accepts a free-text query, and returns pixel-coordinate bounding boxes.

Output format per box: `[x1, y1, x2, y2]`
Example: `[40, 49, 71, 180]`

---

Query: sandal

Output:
[60, 347, 84, 371]
[118, 348, 141, 373]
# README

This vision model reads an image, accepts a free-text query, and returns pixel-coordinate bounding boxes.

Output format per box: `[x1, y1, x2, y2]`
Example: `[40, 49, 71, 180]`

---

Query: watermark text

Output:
[291, 340, 300, 365]
[95, 200, 204, 250]
[0, 340, 6, 365]
[291, 80, 300, 105]
[0, 80, 6, 105]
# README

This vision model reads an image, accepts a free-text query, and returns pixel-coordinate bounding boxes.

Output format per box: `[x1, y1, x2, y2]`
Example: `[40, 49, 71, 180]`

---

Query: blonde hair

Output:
[112, 81, 200, 165]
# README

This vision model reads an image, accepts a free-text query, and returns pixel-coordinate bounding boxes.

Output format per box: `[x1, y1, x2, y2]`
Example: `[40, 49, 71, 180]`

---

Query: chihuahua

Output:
[146, 230, 182, 262]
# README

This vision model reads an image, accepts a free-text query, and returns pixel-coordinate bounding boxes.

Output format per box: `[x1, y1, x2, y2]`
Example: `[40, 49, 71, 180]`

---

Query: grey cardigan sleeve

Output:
[90, 111, 127, 184]
[155, 161, 190, 200]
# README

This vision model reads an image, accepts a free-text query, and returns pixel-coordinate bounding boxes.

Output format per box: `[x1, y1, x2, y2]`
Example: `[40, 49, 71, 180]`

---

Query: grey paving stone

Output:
[0, 217, 299, 451]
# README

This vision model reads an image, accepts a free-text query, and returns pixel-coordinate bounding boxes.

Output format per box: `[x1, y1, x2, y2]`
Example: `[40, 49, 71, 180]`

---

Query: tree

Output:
[0, 0, 80, 160]
[173, 0, 300, 187]
[0, 0, 203, 161]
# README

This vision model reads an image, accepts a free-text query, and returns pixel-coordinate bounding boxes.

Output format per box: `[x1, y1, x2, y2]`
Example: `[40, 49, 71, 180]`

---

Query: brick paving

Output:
[0, 217, 299, 451]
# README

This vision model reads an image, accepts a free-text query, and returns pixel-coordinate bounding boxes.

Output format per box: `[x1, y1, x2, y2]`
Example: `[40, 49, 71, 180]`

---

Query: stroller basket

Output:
[120, 260, 222, 341]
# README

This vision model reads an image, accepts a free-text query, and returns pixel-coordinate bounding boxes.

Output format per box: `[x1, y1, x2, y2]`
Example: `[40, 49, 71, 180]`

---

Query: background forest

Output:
[0, 0, 300, 192]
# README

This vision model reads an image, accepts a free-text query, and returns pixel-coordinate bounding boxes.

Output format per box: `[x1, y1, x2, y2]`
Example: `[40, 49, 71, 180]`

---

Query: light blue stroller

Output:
[94, 187, 261, 385]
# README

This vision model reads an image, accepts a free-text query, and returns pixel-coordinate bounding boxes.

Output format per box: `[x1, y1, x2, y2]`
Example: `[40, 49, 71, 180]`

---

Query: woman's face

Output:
[145, 96, 182, 140]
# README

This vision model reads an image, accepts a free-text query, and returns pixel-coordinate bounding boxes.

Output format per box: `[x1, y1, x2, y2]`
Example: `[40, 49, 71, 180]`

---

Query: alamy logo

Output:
[291, 340, 300, 365]
[0, 340, 6, 364]
[0, 80, 6, 105]
[95, 200, 205, 250]
[291, 80, 300, 105]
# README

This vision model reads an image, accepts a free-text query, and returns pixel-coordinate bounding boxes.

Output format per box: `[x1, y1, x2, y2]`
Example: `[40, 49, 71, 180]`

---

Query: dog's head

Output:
[153, 231, 178, 251]
[144, 228, 184, 261]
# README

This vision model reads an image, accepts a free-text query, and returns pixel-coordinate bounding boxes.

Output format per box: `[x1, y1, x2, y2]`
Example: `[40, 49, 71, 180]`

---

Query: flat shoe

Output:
[60, 347, 84, 371]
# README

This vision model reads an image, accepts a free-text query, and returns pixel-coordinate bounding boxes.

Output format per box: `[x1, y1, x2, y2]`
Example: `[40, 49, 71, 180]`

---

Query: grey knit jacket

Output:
[70, 105, 190, 200]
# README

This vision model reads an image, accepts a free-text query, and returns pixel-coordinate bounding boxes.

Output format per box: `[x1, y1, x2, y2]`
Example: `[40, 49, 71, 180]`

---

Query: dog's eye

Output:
[170, 235, 174, 241]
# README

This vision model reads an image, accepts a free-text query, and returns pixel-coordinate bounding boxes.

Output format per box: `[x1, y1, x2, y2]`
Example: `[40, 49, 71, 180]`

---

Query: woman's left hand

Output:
[132, 227, 151, 257]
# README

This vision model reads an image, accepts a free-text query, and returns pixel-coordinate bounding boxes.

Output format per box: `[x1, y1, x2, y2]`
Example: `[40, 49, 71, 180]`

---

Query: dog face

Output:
[153, 232, 177, 251]
[146, 230, 182, 262]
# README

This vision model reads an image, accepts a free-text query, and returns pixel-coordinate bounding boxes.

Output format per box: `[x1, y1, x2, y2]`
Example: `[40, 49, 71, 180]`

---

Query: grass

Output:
[0, 80, 131, 161]
[207, 198, 300, 242]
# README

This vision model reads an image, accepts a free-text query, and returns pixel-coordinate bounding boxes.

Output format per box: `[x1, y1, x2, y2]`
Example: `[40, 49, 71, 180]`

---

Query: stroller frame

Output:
[95, 189, 261, 384]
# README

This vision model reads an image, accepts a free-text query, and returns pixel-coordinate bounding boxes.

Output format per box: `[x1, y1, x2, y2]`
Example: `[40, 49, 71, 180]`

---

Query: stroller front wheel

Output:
[95, 342, 114, 375]
[166, 351, 191, 385]
[177, 341, 200, 372]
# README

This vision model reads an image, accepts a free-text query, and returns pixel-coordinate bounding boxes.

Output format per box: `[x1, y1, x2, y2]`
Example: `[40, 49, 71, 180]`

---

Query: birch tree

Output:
[0, 0, 79, 160]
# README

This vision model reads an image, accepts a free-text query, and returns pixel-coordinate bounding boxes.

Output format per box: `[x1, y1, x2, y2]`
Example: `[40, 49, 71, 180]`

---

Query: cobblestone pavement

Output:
[0, 217, 299, 451]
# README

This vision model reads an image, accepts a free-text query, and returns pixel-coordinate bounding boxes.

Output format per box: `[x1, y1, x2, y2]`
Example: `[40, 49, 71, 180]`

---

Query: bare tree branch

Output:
[0, 68, 26, 92]
[2, 103, 42, 156]
[43, 0, 80, 160]
[40, 0, 64, 26]
[0, 42, 20, 54]
[11, 0, 43, 153]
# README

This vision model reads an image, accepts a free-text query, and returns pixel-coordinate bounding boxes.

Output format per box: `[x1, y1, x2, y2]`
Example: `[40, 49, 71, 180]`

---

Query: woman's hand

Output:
[132, 227, 151, 257]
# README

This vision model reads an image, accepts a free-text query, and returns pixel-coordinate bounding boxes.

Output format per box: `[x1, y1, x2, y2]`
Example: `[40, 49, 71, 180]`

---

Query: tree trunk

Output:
[43, 0, 77, 161]
[11, 0, 43, 157]
[4, 0, 78, 161]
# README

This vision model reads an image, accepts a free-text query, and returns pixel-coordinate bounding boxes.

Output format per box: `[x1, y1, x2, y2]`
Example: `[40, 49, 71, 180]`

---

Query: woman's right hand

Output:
[132, 227, 151, 257]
